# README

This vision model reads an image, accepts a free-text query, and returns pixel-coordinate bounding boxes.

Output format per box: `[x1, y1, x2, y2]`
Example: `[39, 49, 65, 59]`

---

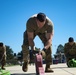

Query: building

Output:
[53, 44, 66, 64]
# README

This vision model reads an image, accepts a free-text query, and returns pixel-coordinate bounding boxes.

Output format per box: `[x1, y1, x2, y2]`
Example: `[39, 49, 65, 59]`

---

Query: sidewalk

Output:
[6, 63, 76, 75]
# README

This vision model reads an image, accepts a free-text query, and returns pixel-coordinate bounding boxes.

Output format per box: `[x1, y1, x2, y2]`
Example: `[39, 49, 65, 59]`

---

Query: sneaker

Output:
[22, 61, 28, 72]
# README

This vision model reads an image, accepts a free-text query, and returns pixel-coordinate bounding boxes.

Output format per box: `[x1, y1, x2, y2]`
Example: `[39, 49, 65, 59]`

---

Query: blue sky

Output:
[0, 0, 76, 56]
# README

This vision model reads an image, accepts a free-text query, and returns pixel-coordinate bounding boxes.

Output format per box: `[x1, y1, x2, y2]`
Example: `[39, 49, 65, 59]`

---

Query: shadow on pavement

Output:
[11, 73, 36, 75]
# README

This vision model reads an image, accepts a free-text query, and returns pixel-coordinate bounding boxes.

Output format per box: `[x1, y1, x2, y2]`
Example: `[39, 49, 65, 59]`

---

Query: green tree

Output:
[17, 51, 23, 60]
[6, 45, 14, 60]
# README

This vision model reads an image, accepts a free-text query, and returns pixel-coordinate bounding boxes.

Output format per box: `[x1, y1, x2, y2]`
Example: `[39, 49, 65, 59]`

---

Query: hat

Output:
[68, 37, 74, 42]
[37, 12, 46, 22]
